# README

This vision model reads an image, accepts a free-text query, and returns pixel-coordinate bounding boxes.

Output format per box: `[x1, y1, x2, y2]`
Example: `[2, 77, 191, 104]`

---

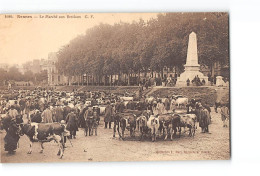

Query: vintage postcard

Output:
[0, 13, 230, 163]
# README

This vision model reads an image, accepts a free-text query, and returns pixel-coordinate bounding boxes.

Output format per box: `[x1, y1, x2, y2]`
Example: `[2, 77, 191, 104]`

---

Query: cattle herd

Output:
[0, 87, 220, 159]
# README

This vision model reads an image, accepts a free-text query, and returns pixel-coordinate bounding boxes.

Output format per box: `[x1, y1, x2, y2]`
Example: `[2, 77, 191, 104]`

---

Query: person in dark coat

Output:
[164, 97, 170, 112]
[53, 105, 64, 122]
[66, 109, 78, 139]
[197, 106, 211, 133]
[63, 103, 71, 120]
[19, 98, 26, 114]
[30, 110, 42, 123]
[186, 79, 190, 86]
[3, 115, 20, 154]
[41, 106, 53, 123]
[13, 101, 21, 114]
[78, 106, 88, 128]
[104, 102, 113, 129]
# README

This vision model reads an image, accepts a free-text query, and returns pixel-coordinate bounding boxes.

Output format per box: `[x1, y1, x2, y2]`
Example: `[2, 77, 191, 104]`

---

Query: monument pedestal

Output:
[176, 64, 208, 86]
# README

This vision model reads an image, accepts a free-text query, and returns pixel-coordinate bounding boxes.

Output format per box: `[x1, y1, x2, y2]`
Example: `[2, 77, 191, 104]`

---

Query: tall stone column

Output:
[176, 32, 208, 86]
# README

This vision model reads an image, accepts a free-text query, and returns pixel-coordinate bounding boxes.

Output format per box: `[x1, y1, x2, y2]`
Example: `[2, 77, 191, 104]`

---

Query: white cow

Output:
[147, 115, 160, 142]
[179, 114, 196, 137]
[123, 101, 129, 107]
[175, 98, 188, 108]
[85, 100, 92, 106]
[98, 106, 106, 115]
[6, 100, 16, 108]
[145, 97, 155, 104]
[120, 97, 134, 101]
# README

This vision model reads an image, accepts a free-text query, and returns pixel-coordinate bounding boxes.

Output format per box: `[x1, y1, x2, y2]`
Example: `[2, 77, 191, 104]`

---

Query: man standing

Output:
[3, 116, 20, 154]
[104, 102, 112, 129]
[221, 104, 229, 127]
[156, 99, 165, 115]
[164, 96, 170, 113]
[66, 109, 78, 139]
[41, 105, 53, 123]
[53, 105, 64, 122]
[19, 97, 26, 115]
[63, 102, 71, 121]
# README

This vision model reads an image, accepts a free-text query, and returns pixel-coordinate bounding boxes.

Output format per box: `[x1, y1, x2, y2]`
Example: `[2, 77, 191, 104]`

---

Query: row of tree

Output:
[56, 13, 229, 86]
[0, 66, 47, 86]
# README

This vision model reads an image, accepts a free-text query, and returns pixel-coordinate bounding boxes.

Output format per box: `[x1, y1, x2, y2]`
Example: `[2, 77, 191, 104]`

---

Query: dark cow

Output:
[113, 112, 137, 140]
[30, 111, 42, 123]
[136, 115, 149, 141]
[158, 114, 174, 140]
[178, 114, 196, 137]
[122, 109, 142, 117]
[21, 122, 65, 159]
[171, 114, 181, 138]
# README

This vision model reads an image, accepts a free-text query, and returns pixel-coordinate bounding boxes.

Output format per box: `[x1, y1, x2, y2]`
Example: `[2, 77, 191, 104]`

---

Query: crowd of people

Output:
[0, 86, 229, 154]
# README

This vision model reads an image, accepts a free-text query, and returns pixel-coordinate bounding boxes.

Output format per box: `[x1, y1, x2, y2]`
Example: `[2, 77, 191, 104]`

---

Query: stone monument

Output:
[176, 32, 208, 86]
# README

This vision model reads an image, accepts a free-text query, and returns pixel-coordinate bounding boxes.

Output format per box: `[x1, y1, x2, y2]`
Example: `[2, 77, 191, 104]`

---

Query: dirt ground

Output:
[0, 107, 230, 163]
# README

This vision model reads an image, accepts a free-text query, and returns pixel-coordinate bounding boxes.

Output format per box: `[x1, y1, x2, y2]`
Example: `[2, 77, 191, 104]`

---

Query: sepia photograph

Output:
[0, 12, 230, 163]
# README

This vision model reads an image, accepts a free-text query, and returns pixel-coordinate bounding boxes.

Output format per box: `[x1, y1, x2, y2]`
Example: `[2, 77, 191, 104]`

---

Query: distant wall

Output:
[150, 87, 229, 106]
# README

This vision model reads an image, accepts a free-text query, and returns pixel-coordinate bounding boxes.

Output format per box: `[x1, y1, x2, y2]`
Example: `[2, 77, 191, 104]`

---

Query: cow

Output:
[145, 97, 155, 104]
[120, 97, 134, 101]
[113, 112, 137, 140]
[20, 122, 65, 159]
[178, 114, 196, 137]
[136, 115, 149, 141]
[158, 114, 174, 140]
[85, 100, 92, 107]
[172, 114, 182, 136]
[147, 115, 160, 142]
[175, 98, 188, 109]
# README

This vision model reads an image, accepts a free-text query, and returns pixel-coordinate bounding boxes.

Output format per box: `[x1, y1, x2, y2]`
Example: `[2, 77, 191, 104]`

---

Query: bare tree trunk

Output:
[87, 74, 89, 86]
[138, 70, 140, 86]
[96, 75, 99, 86]
[211, 62, 215, 77]
[124, 74, 126, 85]
[127, 73, 130, 86]
[110, 75, 112, 86]
[118, 71, 121, 86]
[161, 67, 164, 79]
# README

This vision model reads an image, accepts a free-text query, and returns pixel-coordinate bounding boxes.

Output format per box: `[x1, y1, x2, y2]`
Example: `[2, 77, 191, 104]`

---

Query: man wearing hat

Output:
[65, 109, 78, 139]
[3, 115, 20, 154]
[41, 105, 53, 123]
[53, 104, 64, 123]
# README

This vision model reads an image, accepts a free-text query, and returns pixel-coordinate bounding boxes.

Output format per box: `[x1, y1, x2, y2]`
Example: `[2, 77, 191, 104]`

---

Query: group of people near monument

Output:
[186, 75, 206, 86]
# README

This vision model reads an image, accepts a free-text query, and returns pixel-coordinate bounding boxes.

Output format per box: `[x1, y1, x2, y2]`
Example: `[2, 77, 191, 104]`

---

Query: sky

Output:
[0, 13, 158, 65]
